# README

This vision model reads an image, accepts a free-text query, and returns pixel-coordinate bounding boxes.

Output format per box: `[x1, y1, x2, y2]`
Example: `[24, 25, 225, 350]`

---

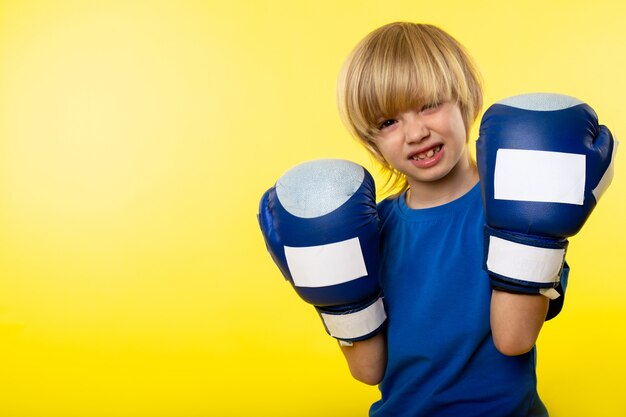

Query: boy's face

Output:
[372, 101, 471, 189]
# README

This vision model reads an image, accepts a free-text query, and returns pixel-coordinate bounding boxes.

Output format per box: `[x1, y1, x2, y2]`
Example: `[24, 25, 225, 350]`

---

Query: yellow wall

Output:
[0, 1, 624, 416]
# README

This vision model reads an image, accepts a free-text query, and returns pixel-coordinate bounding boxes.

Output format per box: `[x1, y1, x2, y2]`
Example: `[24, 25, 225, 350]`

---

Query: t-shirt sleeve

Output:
[545, 261, 570, 321]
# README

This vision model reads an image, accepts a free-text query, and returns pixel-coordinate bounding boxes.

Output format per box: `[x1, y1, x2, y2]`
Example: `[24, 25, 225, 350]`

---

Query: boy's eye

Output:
[421, 102, 441, 112]
[378, 119, 397, 130]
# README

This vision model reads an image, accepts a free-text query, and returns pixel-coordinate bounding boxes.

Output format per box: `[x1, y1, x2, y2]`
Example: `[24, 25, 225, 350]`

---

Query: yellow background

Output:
[1, 1, 624, 416]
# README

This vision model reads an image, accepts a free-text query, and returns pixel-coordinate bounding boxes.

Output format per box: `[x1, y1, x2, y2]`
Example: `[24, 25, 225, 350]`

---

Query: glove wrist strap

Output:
[484, 226, 568, 293]
[316, 297, 386, 342]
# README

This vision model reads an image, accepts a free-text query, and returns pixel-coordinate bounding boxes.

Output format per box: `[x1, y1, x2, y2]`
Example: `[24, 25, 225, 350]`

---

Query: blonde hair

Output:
[337, 22, 483, 195]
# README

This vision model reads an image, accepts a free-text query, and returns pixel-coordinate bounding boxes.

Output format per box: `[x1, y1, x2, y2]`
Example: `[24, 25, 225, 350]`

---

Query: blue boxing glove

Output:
[258, 159, 386, 343]
[476, 93, 617, 299]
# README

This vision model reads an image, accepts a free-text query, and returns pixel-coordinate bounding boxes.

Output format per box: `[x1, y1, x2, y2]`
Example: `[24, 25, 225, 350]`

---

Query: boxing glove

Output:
[258, 159, 386, 342]
[476, 93, 617, 298]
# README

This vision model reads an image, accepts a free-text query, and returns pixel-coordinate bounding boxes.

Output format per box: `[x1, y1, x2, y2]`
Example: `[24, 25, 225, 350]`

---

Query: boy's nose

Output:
[404, 114, 429, 143]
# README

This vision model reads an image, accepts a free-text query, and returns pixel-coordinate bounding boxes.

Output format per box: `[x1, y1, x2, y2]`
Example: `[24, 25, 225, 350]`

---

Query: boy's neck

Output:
[405, 159, 479, 209]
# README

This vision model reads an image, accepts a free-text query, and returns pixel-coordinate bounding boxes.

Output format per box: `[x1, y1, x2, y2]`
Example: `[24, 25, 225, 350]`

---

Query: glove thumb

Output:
[591, 125, 618, 204]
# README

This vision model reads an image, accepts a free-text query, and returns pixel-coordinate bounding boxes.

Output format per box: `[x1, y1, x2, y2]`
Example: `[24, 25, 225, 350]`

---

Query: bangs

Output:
[340, 23, 473, 139]
[361, 39, 453, 129]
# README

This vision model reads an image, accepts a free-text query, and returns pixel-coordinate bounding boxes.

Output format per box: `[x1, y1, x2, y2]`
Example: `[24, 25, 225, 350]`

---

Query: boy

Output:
[336, 22, 553, 416]
[259, 21, 614, 417]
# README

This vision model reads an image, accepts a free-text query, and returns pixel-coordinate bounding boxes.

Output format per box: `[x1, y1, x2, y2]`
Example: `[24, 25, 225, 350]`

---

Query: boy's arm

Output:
[339, 332, 387, 385]
[491, 264, 569, 355]
[490, 291, 548, 356]
[476, 93, 615, 355]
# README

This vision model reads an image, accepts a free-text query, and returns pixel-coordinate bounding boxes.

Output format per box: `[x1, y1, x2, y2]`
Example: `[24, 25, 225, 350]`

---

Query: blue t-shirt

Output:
[370, 183, 553, 417]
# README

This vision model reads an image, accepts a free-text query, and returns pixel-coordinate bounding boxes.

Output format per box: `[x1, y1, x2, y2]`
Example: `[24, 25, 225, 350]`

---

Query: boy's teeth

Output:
[413, 145, 441, 160]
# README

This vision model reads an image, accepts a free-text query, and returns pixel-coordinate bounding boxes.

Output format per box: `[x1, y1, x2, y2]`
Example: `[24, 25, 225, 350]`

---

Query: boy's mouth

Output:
[410, 144, 443, 160]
